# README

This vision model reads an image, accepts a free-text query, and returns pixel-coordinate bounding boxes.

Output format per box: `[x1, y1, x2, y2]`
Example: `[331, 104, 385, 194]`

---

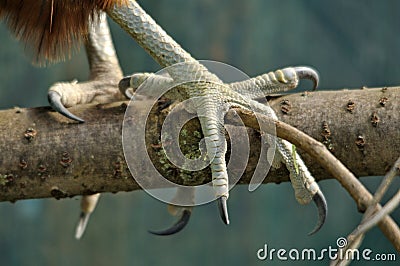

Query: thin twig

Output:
[333, 157, 400, 265]
[353, 189, 400, 237]
[364, 156, 400, 219]
[332, 189, 400, 266]
[351, 157, 400, 239]
[371, 163, 400, 203]
[226, 108, 400, 251]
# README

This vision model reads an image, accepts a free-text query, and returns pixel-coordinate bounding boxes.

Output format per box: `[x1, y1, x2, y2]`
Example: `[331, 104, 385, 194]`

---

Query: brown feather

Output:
[0, 0, 127, 64]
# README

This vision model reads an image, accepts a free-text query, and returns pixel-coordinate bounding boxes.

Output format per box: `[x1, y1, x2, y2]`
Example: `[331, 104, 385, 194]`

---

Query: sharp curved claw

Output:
[75, 212, 91, 240]
[48, 91, 85, 123]
[148, 209, 191, 236]
[218, 196, 230, 225]
[308, 190, 327, 235]
[294, 67, 319, 90]
[118, 76, 134, 99]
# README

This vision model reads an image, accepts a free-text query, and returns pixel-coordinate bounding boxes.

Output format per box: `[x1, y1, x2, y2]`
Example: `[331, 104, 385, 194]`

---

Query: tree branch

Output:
[0, 87, 398, 202]
[1, 86, 399, 248]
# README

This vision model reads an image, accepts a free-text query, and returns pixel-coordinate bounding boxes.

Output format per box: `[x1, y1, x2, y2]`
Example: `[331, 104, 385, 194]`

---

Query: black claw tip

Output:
[308, 190, 327, 235]
[118, 76, 133, 99]
[118, 76, 134, 99]
[149, 209, 191, 236]
[48, 91, 85, 123]
[218, 196, 230, 225]
[294, 67, 319, 90]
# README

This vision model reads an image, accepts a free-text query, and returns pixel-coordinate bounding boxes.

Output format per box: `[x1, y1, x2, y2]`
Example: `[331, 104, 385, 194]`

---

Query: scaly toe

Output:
[48, 91, 85, 123]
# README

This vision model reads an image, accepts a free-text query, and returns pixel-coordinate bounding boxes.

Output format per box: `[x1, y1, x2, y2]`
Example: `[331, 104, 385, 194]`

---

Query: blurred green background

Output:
[0, 0, 399, 265]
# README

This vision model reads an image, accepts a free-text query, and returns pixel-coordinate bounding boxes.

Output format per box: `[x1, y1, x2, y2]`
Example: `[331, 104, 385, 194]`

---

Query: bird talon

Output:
[294, 66, 319, 90]
[75, 212, 91, 240]
[218, 196, 230, 225]
[118, 76, 135, 99]
[48, 91, 85, 123]
[149, 209, 191, 236]
[308, 190, 327, 235]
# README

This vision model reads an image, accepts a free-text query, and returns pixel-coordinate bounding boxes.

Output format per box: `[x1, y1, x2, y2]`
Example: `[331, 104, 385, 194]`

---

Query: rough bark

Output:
[0, 86, 398, 202]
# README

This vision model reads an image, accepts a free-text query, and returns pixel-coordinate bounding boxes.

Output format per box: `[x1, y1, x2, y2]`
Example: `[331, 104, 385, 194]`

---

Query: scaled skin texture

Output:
[0, 0, 327, 236]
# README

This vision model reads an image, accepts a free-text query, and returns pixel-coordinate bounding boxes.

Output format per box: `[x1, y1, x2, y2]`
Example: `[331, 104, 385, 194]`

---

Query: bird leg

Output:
[48, 12, 125, 239]
[0, 0, 328, 237]
[48, 12, 125, 123]
[120, 64, 326, 234]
